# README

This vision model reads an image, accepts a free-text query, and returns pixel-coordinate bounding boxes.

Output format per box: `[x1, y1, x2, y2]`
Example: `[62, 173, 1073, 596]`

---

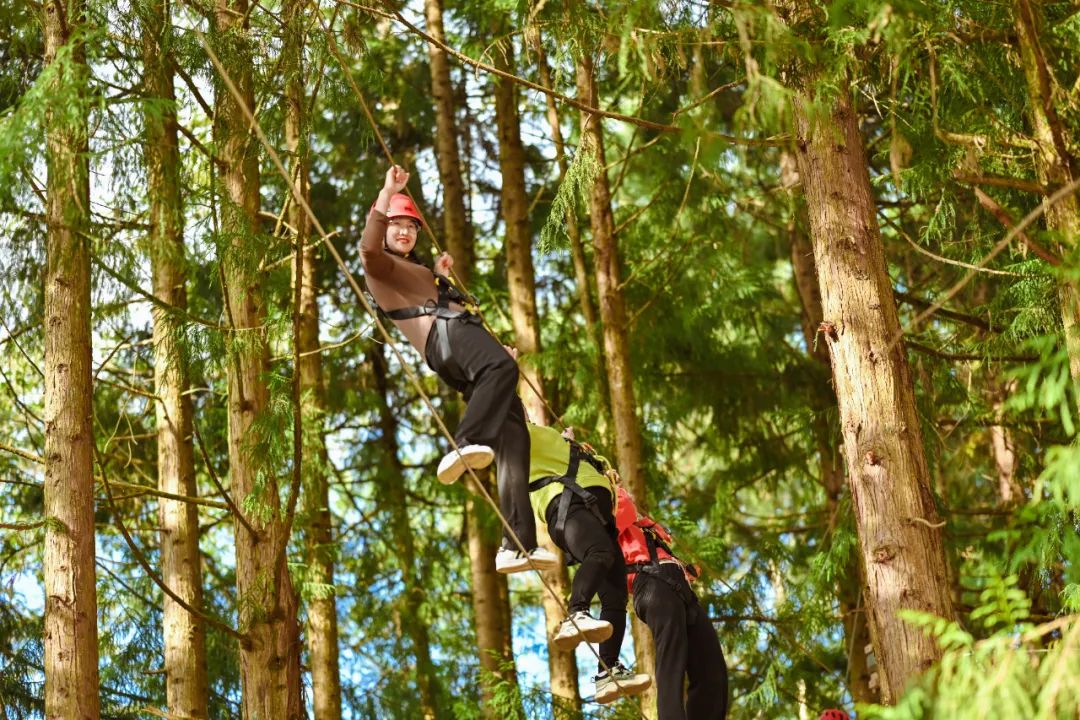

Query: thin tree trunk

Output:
[1013, 0, 1080, 414]
[530, 32, 597, 335]
[42, 1, 100, 716]
[142, 0, 209, 715]
[214, 2, 302, 716]
[792, 90, 955, 703]
[424, 0, 472, 268]
[371, 346, 442, 719]
[576, 52, 656, 718]
[465, 490, 522, 718]
[282, 1, 342, 716]
[790, 216, 876, 705]
[493, 34, 580, 715]
[532, 29, 610, 427]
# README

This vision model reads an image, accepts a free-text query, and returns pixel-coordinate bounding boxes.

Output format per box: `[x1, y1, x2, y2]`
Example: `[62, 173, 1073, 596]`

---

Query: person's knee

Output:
[585, 542, 615, 570]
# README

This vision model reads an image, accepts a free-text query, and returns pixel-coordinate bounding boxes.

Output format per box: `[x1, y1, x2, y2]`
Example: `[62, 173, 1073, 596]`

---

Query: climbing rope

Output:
[192, 18, 639, 706]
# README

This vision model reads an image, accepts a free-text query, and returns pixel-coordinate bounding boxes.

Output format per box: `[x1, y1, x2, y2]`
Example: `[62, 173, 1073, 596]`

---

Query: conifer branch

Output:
[94, 444, 246, 641]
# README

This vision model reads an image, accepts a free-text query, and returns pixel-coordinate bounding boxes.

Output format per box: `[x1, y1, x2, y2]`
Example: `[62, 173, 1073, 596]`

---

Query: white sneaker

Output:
[437, 444, 494, 485]
[593, 662, 652, 704]
[494, 546, 559, 574]
[552, 611, 613, 650]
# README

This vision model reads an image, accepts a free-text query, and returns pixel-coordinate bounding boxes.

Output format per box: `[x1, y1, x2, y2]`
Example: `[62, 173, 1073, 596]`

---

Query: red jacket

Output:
[615, 487, 684, 593]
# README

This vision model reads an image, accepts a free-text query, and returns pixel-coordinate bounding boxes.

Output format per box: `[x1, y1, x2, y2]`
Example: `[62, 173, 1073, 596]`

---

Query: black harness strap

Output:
[382, 275, 479, 380]
[528, 442, 609, 564]
[628, 522, 698, 604]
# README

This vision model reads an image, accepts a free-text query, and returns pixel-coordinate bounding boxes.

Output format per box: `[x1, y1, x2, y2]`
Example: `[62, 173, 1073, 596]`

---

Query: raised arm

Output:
[359, 165, 410, 278]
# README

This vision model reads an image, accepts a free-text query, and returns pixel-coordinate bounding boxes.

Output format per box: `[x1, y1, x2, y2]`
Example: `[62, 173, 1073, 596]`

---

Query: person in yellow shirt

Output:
[527, 423, 651, 704]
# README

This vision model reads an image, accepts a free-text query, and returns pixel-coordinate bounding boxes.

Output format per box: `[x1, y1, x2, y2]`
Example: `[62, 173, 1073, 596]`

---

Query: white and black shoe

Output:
[551, 611, 613, 650]
[436, 444, 494, 485]
[593, 662, 652, 704]
[494, 546, 559, 574]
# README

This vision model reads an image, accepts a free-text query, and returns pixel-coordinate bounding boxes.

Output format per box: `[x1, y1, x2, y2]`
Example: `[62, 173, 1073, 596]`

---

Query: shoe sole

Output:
[594, 685, 620, 705]
[614, 675, 652, 697]
[437, 448, 494, 485]
[495, 553, 560, 575]
[594, 674, 651, 704]
[552, 621, 612, 651]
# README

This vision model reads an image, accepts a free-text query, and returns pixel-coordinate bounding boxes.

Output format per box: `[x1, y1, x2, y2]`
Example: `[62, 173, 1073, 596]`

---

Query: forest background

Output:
[1, 0, 1079, 718]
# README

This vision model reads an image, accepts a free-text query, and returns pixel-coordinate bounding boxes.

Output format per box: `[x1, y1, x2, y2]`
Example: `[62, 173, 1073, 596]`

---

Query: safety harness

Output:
[627, 521, 698, 604]
[528, 440, 611, 564]
[382, 274, 480, 381]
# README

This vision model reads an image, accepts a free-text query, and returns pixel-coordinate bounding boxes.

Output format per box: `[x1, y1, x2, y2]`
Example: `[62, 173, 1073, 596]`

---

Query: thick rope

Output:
[191, 18, 639, 705]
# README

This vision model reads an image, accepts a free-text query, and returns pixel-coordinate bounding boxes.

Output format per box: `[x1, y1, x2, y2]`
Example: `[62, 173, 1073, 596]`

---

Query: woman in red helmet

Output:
[361, 164, 556, 574]
[615, 485, 728, 720]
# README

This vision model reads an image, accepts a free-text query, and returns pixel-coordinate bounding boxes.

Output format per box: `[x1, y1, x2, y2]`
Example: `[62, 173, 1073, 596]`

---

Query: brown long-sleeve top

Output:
[359, 208, 464, 355]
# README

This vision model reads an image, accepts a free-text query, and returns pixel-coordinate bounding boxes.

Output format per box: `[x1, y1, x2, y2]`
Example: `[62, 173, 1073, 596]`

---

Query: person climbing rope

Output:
[360, 164, 557, 574]
[615, 484, 729, 720]
[527, 424, 652, 704]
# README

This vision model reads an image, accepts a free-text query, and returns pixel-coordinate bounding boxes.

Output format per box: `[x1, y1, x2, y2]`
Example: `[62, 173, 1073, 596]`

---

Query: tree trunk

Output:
[42, 1, 100, 716]
[1013, 0, 1080, 414]
[576, 52, 656, 718]
[790, 217, 876, 705]
[214, 2, 302, 716]
[465, 489, 523, 718]
[493, 35, 580, 715]
[371, 345, 443, 719]
[532, 29, 610, 426]
[142, 0, 209, 715]
[531, 31, 597, 335]
[424, 0, 472, 269]
[282, 1, 342, 716]
[792, 90, 955, 703]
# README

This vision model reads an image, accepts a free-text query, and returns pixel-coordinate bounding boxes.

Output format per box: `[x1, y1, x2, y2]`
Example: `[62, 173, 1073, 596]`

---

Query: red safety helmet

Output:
[818, 711, 850, 720]
[386, 193, 423, 224]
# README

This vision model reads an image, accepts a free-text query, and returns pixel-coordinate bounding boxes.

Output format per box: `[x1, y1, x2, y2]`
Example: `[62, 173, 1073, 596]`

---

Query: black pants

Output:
[545, 487, 626, 671]
[633, 565, 728, 720]
[426, 317, 536, 550]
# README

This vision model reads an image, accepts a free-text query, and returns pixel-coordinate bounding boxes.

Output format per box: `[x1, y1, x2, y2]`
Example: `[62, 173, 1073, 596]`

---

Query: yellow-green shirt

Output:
[528, 424, 612, 525]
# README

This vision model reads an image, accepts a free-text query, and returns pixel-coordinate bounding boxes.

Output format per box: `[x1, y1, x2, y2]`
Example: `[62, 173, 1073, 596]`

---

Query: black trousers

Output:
[633, 565, 728, 720]
[545, 487, 626, 671]
[426, 317, 537, 550]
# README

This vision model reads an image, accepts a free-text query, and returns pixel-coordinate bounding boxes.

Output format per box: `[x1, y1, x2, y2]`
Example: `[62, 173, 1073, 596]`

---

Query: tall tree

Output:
[424, 0, 472, 269]
[141, 0, 209, 715]
[576, 50, 655, 717]
[282, 0, 342, 716]
[492, 31, 581, 714]
[371, 345, 442, 719]
[1012, 0, 1080, 413]
[789, 202, 876, 704]
[792, 84, 956, 702]
[213, 0, 301, 715]
[42, 0, 100, 716]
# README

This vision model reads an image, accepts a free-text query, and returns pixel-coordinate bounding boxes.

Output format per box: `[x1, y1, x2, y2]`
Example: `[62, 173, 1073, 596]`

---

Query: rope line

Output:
[191, 15, 639, 706]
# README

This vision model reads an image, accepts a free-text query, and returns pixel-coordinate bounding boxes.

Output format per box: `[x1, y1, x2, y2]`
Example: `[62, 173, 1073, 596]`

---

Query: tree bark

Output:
[214, 2, 302, 716]
[792, 90, 955, 702]
[492, 34, 580, 715]
[465, 488, 523, 718]
[371, 344, 443, 719]
[142, 0, 209, 715]
[424, 0, 472, 269]
[281, 1, 343, 716]
[42, 1, 100, 717]
[576, 51, 656, 718]
[790, 215, 876, 705]
[1013, 0, 1080, 414]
